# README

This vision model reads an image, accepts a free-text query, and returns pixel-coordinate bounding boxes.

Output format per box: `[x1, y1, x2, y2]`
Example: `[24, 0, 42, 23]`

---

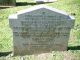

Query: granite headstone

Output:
[9, 5, 75, 56]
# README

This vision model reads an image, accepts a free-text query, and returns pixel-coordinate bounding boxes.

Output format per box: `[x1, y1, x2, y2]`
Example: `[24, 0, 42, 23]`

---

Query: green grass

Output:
[0, 0, 80, 60]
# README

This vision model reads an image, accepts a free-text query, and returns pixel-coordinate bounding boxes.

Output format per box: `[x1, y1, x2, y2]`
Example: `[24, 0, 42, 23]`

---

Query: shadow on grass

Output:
[0, 2, 52, 9]
[16, 2, 52, 6]
[16, 2, 37, 6]
[68, 46, 80, 50]
[0, 51, 12, 57]
[0, 46, 80, 57]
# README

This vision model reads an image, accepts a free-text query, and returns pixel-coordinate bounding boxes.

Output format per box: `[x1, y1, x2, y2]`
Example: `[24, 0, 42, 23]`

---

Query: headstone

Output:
[9, 5, 75, 56]
[0, 0, 16, 6]
[35, 0, 57, 3]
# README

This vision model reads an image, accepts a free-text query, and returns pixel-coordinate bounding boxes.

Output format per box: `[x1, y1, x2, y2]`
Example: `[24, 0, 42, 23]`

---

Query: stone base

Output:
[47, 0, 57, 2]
[35, 0, 57, 3]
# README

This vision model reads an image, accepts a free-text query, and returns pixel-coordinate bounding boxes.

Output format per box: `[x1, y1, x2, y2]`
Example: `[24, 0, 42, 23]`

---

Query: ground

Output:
[0, 0, 80, 60]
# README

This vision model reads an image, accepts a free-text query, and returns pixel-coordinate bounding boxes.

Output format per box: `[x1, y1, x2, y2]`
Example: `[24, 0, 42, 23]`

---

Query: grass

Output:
[0, 0, 80, 60]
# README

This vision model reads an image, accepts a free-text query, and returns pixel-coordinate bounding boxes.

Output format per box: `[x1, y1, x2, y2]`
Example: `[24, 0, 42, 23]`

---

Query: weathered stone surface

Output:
[9, 5, 75, 56]
[9, 20, 74, 28]
[12, 27, 71, 33]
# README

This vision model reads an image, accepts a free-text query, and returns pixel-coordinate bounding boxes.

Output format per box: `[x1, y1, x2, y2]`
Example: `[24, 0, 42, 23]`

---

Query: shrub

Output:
[0, 0, 16, 6]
